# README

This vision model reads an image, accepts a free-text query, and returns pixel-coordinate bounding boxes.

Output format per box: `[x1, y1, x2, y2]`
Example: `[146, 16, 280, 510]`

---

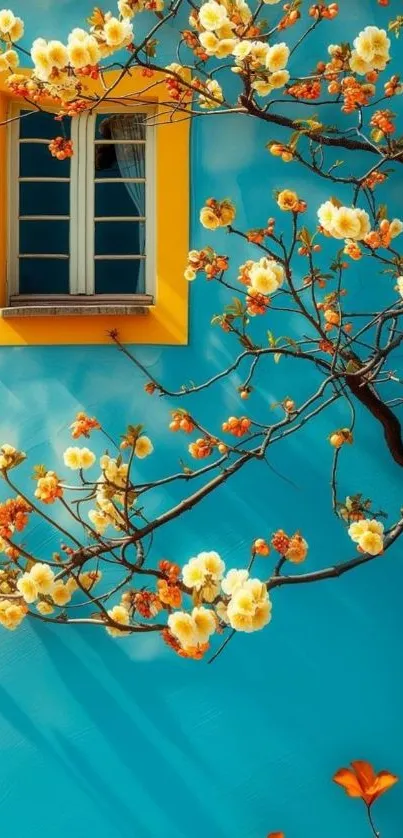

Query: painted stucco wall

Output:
[0, 2, 402, 836]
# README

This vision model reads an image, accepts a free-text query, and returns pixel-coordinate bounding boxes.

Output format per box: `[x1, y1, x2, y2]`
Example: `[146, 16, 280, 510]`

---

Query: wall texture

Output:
[0, 2, 402, 837]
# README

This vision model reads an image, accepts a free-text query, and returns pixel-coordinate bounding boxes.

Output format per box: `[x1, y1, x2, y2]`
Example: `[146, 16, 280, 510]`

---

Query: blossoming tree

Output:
[0, 0, 402, 662]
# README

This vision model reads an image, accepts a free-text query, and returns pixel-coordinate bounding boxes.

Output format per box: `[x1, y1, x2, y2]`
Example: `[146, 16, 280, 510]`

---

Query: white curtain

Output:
[109, 114, 146, 290]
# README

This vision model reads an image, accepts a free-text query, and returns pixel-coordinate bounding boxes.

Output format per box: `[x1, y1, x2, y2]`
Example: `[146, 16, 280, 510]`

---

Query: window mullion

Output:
[145, 112, 156, 298]
[8, 105, 21, 298]
[85, 113, 96, 295]
[69, 116, 80, 294]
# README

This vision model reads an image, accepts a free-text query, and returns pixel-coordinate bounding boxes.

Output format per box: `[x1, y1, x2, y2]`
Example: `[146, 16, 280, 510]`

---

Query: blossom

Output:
[389, 218, 403, 238]
[353, 26, 390, 69]
[269, 69, 290, 89]
[199, 79, 223, 109]
[16, 573, 38, 604]
[285, 533, 308, 563]
[395, 276, 403, 298]
[88, 508, 109, 534]
[0, 443, 25, 471]
[103, 17, 133, 47]
[0, 8, 16, 34]
[318, 202, 370, 241]
[106, 604, 130, 636]
[199, 0, 229, 31]
[29, 563, 55, 594]
[358, 530, 383, 556]
[348, 518, 384, 555]
[249, 257, 284, 294]
[79, 570, 102, 590]
[47, 40, 69, 69]
[0, 600, 27, 630]
[227, 577, 272, 632]
[36, 600, 55, 615]
[135, 435, 154, 458]
[192, 606, 217, 643]
[8, 15, 23, 41]
[168, 606, 216, 648]
[49, 582, 72, 607]
[168, 610, 198, 646]
[200, 206, 221, 229]
[182, 551, 225, 601]
[63, 447, 96, 470]
[333, 760, 398, 807]
[35, 471, 63, 504]
[277, 189, 299, 211]
[221, 568, 249, 595]
[265, 42, 289, 72]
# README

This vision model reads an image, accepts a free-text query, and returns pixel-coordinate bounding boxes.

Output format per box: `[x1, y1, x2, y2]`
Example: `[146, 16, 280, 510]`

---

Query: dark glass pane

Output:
[95, 259, 144, 294]
[20, 220, 69, 255]
[20, 182, 70, 216]
[20, 109, 71, 140]
[95, 221, 143, 256]
[94, 144, 145, 180]
[20, 142, 70, 178]
[95, 113, 146, 141]
[95, 182, 145, 217]
[19, 258, 69, 294]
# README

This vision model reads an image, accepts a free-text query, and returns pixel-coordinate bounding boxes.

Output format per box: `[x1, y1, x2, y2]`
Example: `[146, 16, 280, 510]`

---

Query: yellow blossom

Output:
[135, 435, 154, 459]
[51, 582, 72, 606]
[29, 563, 55, 594]
[36, 600, 55, 615]
[199, 0, 229, 31]
[106, 604, 130, 636]
[266, 42, 289, 72]
[0, 8, 16, 34]
[358, 531, 383, 556]
[16, 573, 38, 604]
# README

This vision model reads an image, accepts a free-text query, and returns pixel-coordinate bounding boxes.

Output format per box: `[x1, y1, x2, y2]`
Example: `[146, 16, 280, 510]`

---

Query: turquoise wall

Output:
[1, 2, 403, 836]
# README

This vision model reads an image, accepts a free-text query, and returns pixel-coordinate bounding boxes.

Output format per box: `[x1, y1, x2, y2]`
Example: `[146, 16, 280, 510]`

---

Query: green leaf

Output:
[267, 330, 277, 347]
[274, 352, 282, 364]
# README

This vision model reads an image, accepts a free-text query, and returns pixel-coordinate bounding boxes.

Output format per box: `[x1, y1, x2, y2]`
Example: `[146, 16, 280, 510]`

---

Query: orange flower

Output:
[157, 579, 182, 608]
[267, 833, 285, 838]
[333, 760, 398, 808]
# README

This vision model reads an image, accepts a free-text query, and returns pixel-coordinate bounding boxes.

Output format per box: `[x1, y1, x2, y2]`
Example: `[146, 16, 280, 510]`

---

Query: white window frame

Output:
[7, 104, 156, 301]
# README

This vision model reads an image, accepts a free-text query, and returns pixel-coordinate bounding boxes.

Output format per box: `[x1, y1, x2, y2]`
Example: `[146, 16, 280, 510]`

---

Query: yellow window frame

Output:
[0, 69, 189, 345]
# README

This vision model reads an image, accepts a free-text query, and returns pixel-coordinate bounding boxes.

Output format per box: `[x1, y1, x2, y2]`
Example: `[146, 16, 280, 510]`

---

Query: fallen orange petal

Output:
[333, 767, 365, 799]
[267, 833, 285, 838]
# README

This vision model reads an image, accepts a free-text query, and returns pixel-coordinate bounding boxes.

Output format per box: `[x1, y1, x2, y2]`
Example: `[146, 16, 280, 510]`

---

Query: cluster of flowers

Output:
[276, 189, 307, 213]
[318, 201, 370, 242]
[184, 247, 229, 282]
[0, 8, 23, 75]
[48, 137, 74, 160]
[0, 563, 103, 630]
[0, 495, 31, 540]
[199, 198, 236, 230]
[240, 256, 285, 296]
[348, 519, 384, 556]
[70, 411, 101, 439]
[349, 24, 390, 76]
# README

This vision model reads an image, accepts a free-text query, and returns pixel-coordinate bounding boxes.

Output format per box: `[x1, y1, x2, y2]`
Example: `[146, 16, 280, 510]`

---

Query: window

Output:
[0, 70, 189, 346]
[8, 106, 155, 303]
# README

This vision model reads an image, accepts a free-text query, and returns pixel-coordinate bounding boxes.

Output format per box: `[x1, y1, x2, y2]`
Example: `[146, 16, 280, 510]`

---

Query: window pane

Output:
[19, 258, 69, 294]
[95, 259, 145, 294]
[20, 220, 69, 255]
[20, 109, 71, 140]
[95, 182, 145, 217]
[95, 113, 146, 141]
[20, 182, 70, 216]
[20, 142, 70, 179]
[95, 221, 144, 256]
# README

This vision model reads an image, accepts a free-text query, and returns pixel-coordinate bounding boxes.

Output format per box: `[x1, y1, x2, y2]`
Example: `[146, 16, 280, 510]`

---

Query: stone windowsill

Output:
[1, 304, 151, 318]
[1, 294, 154, 318]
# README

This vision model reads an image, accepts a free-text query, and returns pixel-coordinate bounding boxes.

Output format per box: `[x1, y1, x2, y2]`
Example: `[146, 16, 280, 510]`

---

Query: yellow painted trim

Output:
[0, 70, 189, 345]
